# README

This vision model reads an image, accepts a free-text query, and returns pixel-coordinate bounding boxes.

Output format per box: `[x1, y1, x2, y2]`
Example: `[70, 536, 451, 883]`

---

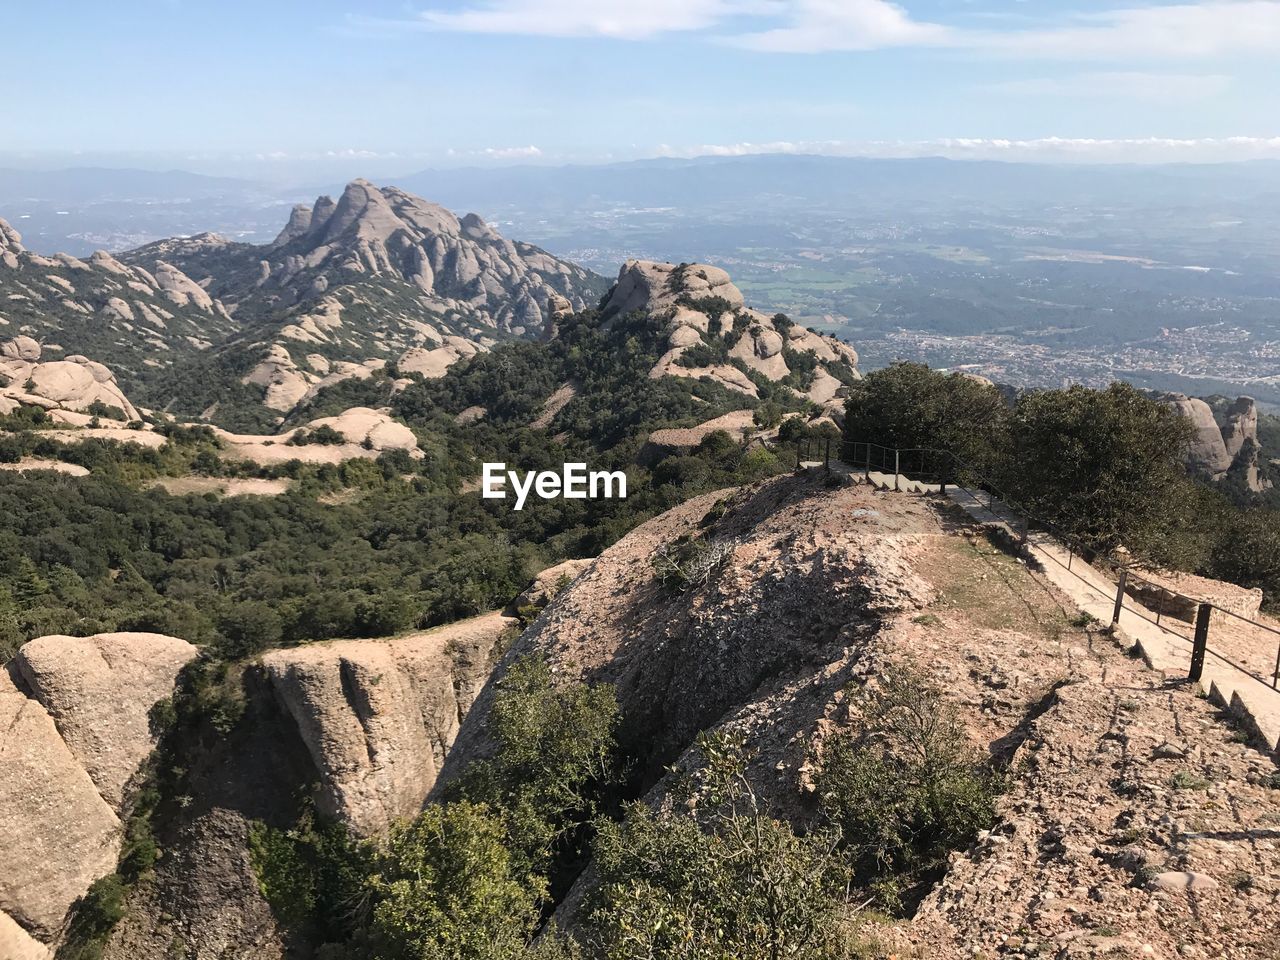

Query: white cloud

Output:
[656, 136, 1280, 162]
[481, 144, 544, 158]
[988, 71, 1232, 101]
[397, 0, 1280, 60]
[983, 1, 1280, 60]
[728, 0, 955, 52]
[399, 0, 775, 39]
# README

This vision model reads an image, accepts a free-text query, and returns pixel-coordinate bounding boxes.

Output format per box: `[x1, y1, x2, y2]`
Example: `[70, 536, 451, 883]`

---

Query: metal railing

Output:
[832, 437, 1280, 691]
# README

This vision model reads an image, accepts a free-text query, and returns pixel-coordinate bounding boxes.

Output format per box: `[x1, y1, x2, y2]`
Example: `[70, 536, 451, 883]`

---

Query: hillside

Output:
[4, 471, 1276, 958]
[2, 181, 610, 429]
[0, 219, 238, 386]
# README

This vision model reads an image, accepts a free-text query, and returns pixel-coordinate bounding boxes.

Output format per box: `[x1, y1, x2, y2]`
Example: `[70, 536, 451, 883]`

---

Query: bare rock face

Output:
[0, 908, 51, 960]
[264, 179, 600, 334]
[0, 671, 120, 941]
[0, 217, 25, 268]
[544, 292, 574, 340]
[1, 335, 40, 362]
[1221, 395, 1258, 459]
[261, 611, 514, 836]
[0, 343, 141, 421]
[271, 204, 314, 247]
[1164, 394, 1232, 476]
[397, 337, 483, 378]
[14, 633, 198, 811]
[1163, 393, 1269, 492]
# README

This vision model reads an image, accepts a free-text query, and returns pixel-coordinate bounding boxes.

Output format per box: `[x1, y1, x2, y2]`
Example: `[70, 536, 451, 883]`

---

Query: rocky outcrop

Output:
[1162, 393, 1269, 493]
[0, 670, 121, 941]
[1221, 396, 1257, 458]
[271, 204, 313, 247]
[441, 474, 933, 789]
[212, 406, 423, 466]
[639, 410, 760, 465]
[0, 338, 142, 421]
[1165, 394, 1232, 475]
[397, 337, 483, 379]
[600, 260, 859, 409]
[13, 633, 198, 810]
[511, 559, 593, 612]
[261, 611, 515, 836]
[0, 633, 197, 947]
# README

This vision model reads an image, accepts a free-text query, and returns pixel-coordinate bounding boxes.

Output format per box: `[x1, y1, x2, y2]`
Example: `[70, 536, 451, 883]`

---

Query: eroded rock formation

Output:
[599, 260, 859, 416]
[0, 634, 196, 947]
[261, 611, 516, 836]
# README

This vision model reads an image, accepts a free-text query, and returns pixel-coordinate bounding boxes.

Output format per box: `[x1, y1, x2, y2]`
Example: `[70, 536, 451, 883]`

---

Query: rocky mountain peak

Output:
[271, 204, 313, 247]
[599, 259, 859, 415]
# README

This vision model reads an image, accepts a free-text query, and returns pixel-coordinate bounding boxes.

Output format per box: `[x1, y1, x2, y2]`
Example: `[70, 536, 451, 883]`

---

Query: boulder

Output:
[1, 335, 40, 362]
[0, 671, 119, 940]
[13, 632, 198, 810]
[1149, 871, 1219, 893]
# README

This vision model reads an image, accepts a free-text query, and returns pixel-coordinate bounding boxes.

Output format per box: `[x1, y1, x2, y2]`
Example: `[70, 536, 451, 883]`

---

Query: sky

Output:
[3, 0, 1280, 178]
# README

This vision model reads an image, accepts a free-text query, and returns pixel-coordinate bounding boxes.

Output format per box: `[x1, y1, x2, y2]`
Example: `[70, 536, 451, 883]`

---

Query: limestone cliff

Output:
[261, 612, 515, 836]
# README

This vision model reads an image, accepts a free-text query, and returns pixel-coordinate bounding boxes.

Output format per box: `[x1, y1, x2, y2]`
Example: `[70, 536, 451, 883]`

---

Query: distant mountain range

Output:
[0, 180, 609, 428]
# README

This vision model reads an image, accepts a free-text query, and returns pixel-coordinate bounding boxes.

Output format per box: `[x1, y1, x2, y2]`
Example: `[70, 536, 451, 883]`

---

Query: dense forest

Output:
[0, 308, 800, 663]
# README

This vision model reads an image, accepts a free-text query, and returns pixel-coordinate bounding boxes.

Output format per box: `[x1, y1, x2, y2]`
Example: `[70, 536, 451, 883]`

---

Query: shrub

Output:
[651, 535, 731, 593]
[817, 669, 1001, 912]
[449, 654, 619, 878]
[370, 800, 540, 960]
[588, 732, 851, 959]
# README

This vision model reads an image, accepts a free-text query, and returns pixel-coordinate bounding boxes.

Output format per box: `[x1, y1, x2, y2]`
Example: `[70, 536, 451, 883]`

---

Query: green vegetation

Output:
[843, 362, 1008, 473]
[844, 362, 1280, 603]
[588, 732, 851, 959]
[817, 670, 1001, 912]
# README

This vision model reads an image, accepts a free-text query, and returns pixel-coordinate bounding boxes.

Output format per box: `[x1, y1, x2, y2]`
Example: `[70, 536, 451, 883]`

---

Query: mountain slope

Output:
[0, 218, 238, 387]
[119, 179, 609, 422]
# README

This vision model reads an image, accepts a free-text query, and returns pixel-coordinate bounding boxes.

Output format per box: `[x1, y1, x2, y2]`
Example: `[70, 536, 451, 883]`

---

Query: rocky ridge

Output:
[440, 472, 1280, 955]
[0, 219, 238, 386]
[119, 180, 609, 418]
[600, 260, 859, 417]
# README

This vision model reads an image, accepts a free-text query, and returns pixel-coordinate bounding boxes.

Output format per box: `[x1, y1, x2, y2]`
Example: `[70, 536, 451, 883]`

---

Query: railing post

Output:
[824, 437, 831, 475]
[893, 449, 900, 491]
[1272, 640, 1279, 690]
[1189, 603, 1211, 683]
[864, 444, 871, 483]
[1111, 567, 1128, 626]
